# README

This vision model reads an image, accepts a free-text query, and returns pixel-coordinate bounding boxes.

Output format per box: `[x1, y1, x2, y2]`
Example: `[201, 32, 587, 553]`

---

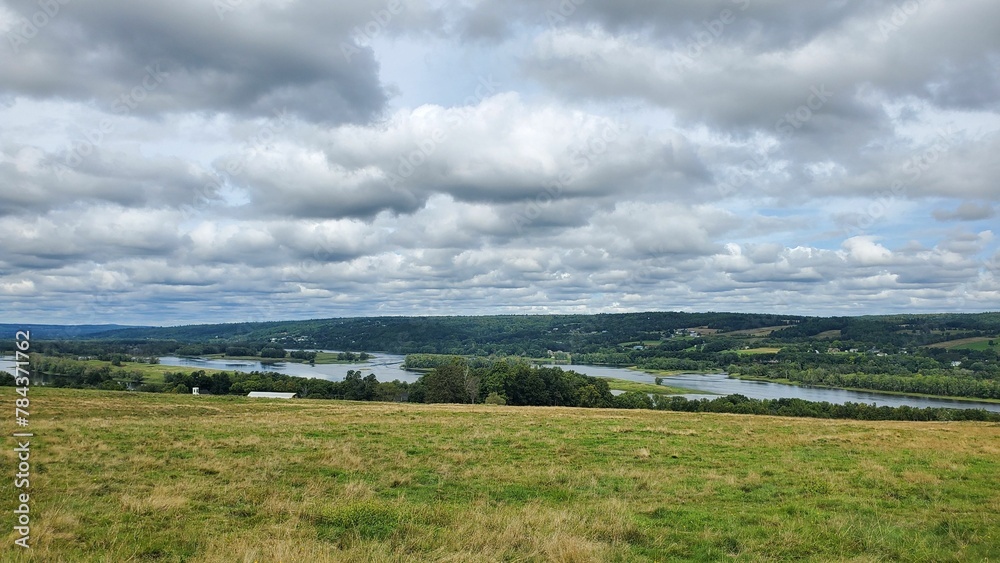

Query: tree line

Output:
[732, 364, 1000, 399]
[5, 360, 998, 422]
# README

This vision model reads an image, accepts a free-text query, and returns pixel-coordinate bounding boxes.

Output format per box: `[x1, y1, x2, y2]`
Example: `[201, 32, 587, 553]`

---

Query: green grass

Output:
[951, 341, 997, 351]
[525, 357, 573, 365]
[3, 388, 999, 562]
[629, 367, 722, 377]
[736, 347, 783, 355]
[312, 352, 372, 364]
[37, 352, 368, 387]
[40, 357, 228, 385]
[926, 337, 998, 350]
[601, 377, 701, 395]
[197, 352, 369, 364]
[721, 326, 793, 337]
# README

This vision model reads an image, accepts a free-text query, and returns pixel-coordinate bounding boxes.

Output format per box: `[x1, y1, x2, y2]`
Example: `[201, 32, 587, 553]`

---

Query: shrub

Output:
[484, 392, 507, 405]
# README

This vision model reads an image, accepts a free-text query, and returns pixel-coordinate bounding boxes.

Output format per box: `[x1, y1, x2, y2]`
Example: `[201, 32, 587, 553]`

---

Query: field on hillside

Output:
[3, 389, 999, 562]
[36, 357, 228, 385]
[735, 347, 782, 355]
[926, 337, 997, 350]
[720, 326, 792, 337]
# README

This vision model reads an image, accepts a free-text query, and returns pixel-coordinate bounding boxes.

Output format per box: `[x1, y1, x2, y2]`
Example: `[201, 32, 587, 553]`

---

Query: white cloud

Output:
[0, 0, 997, 323]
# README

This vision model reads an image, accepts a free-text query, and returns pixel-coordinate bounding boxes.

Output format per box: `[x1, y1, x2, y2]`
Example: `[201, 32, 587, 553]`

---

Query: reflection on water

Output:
[3, 354, 999, 413]
[157, 352, 417, 383]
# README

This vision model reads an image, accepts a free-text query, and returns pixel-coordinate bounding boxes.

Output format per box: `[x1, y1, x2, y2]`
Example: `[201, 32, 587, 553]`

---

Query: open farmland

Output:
[3, 388, 998, 562]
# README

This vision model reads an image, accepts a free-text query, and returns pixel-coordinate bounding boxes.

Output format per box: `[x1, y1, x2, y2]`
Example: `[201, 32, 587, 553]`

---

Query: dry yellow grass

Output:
[1, 388, 998, 562]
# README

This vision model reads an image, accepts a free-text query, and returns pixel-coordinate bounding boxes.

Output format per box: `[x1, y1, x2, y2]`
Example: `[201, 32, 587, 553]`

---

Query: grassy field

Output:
[199, 352, 364, 365]
[38, 357, 228, 385]
[926, 337, 998, 350]
[601, 378, 699, 396]
[32, 352, 372, 386]
[3, 388, 998, 562]
[736, 347, 782, 355]
[720, 326, 792, 337]
[629, 367, 721, 377]
[950, 340, 996, 351]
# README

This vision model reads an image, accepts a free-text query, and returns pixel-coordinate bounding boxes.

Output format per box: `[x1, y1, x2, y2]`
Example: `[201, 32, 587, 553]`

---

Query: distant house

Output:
[951, 361, 962, 368]
[247, 392, 297, 399]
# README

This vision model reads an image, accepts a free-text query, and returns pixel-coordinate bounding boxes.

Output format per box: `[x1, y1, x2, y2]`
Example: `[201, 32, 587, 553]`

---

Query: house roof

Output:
[247, 392, 297, 399]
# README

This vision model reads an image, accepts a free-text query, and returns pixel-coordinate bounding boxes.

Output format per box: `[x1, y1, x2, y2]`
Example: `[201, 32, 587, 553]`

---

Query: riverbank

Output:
[197, 352, 369, 365]
[730, 373, 1000, 405]
[602, 377, 703, 396]
[627, 367, 724, 377]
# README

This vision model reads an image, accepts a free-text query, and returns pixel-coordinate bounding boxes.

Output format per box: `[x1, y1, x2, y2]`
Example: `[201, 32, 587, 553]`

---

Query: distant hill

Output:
[91, 312, 804, 355]
[7, 311, 998, 356]
[87, 311, 1000, 355]
[0, 324, 147, 340]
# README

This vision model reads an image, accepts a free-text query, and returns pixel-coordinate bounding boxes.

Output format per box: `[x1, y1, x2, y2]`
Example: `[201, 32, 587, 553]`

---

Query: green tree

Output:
[423, 363, 468, 403]
[577, 384, 610, 408]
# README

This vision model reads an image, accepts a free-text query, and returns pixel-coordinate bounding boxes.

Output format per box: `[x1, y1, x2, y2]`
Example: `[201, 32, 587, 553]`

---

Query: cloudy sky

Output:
[1, 0, 999, 325]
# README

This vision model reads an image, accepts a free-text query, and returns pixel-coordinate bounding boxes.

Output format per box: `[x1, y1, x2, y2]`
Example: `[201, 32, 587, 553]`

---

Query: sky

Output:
[1, 0, 999, 326]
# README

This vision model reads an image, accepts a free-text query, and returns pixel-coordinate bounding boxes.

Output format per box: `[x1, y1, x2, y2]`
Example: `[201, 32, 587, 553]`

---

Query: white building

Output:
[247, 392, 297, 399]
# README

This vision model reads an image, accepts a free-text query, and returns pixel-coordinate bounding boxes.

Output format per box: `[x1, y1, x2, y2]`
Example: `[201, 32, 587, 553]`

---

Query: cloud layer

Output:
[0, 0, 998, 324]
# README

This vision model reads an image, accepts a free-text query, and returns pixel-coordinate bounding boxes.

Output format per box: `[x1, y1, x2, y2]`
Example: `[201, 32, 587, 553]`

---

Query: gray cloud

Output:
[933, 201, 997, 222]
[0, 0, 408, 123]
[226, 94, 713, 219]
[0, 143, 218, 215]
[0, 0, 998, 324]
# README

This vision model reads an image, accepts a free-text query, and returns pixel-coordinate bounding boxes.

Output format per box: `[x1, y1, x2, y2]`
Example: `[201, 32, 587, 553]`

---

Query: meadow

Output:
[925, 337, 996, 350]
[2, 388, 998, 562]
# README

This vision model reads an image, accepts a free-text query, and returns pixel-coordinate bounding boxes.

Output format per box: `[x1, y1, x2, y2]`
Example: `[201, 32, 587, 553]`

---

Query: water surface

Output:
[4, 354, 999, 413]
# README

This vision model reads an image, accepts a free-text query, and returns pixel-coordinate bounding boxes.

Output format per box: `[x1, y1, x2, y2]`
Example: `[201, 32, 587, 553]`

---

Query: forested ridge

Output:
[68, 311, 1000, 355]
[5, 311, 999, 405]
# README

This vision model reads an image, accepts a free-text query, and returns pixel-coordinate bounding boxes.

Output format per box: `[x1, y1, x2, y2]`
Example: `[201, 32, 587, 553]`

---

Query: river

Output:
[4, 354, 999, 413]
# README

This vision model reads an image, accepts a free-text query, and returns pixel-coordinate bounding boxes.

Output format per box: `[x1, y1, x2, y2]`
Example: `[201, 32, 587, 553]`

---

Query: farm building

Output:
[247, 392, 297, 399]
